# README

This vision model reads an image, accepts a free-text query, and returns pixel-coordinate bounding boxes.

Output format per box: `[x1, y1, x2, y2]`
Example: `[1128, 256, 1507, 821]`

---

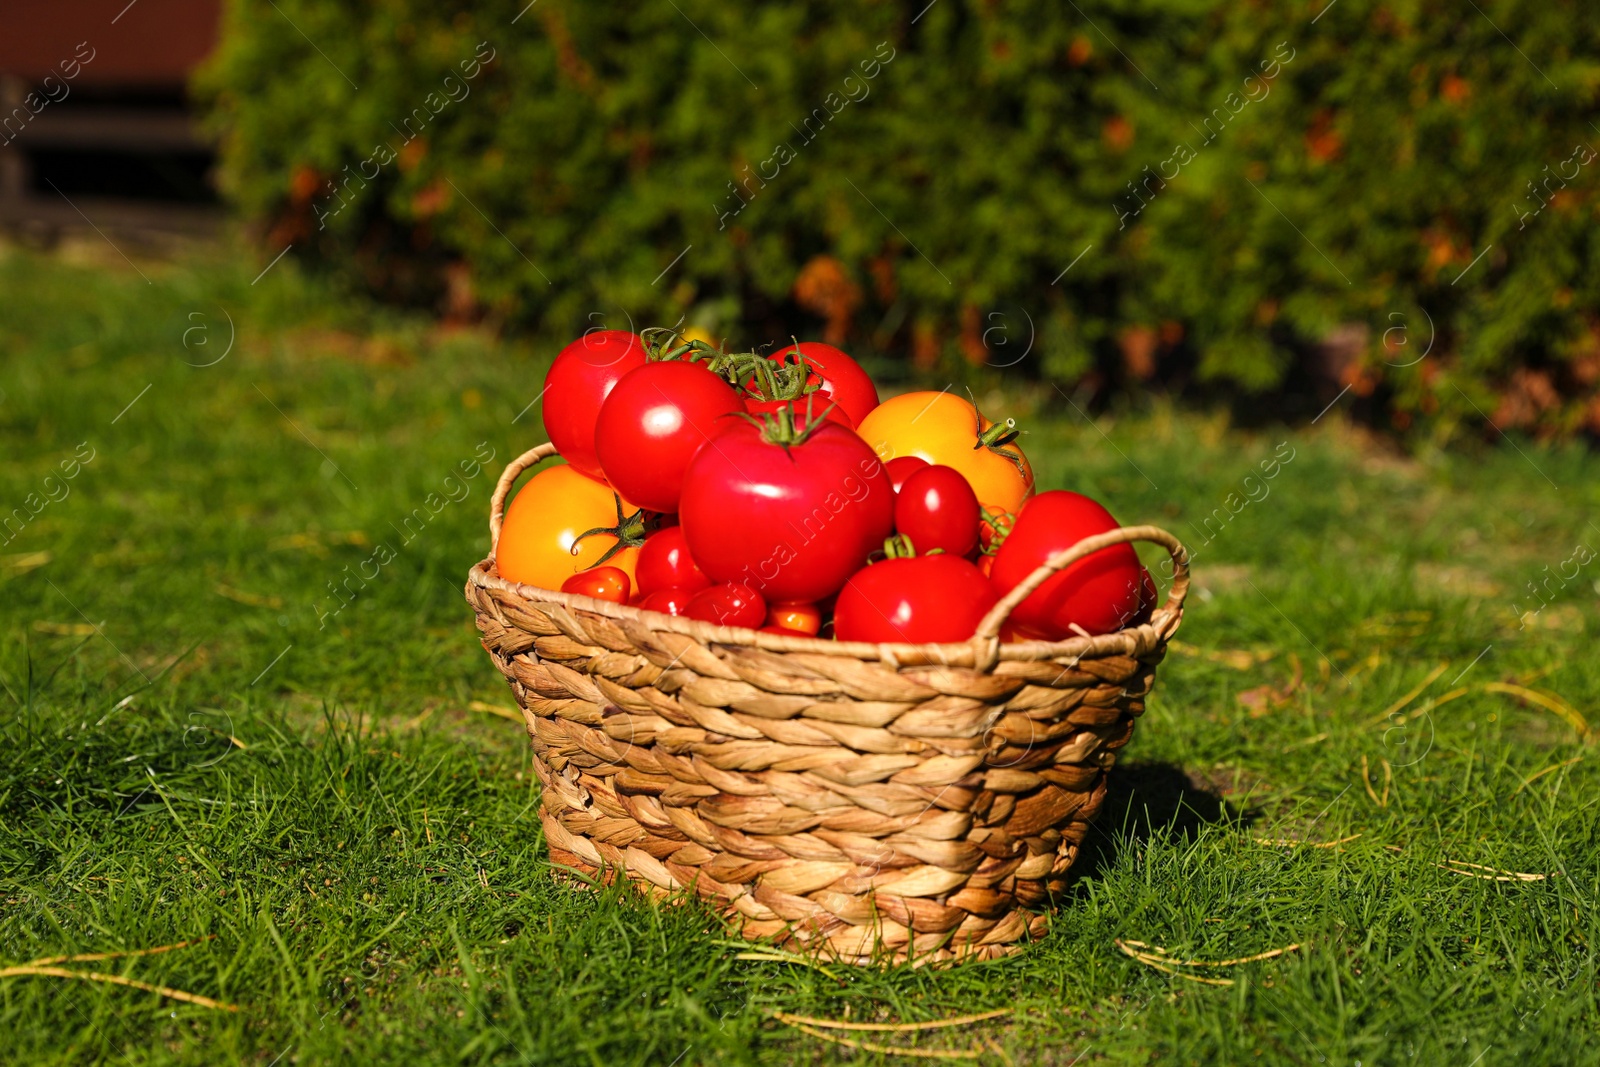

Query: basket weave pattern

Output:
[466, 444, 1189, 964]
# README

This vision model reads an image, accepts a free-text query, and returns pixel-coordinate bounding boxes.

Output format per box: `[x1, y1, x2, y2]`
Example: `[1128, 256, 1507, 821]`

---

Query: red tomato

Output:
[635, 526, 711, 597]
[684, 582, 766, 629]
[886, 455, 930, 494]
[894, 465, 980, 558]
[833, 555, 998, 643]
[989, 491, 1142, 639]
[639, 586, 696, 617]
[541, 331, 648, 479]
[679, 413, 895, 603]
[761, 624, 815, 637]
[771, 342, 880, 426]
[560, 566, 630, 604]
[1127, 566, 1158, 628]
[766, 601, 822, 635]
[595, 361, 744, 513]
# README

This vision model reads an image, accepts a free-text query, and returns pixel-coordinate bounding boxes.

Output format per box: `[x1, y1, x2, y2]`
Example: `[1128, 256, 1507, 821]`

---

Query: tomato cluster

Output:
[497, 328, 1156, 644]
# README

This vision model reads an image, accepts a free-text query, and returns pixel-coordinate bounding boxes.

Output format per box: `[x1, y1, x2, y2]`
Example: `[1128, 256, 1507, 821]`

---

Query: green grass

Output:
[2, 240, 1598, 1065]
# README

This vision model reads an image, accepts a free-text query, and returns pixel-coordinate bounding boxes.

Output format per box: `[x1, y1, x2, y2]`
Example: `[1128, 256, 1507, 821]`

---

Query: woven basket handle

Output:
[488, 442, 560, 552]
[972, 524, 1190, 641]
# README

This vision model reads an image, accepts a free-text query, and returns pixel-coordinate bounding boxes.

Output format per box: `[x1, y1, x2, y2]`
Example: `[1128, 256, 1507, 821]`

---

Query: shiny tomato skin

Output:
[856, 391, 1034, 512]
[894, 465, 981, 558]
[684, 582, 766, 629]
[635, 526, 711, 596]
[595, 361, 744, 513]
[496, 465, 640, 591]
[833, 555, 998, 644]
[639, 586, 696, 617]
[886, 455, 930, 494]
[679, 421, 895, 603]
[766, 601, 822, 635]
[989, 490, 1142, 639]
[542, 331, 648, 479]
[560, 566, 630, 603]
[772, 342, 880, 426]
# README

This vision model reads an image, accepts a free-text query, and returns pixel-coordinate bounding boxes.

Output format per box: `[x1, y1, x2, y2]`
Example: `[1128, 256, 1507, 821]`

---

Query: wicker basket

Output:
[465, 443, 1190, 965]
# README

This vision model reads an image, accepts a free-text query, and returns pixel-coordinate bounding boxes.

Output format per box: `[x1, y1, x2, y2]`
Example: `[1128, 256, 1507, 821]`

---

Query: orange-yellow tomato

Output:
[495, 465, 640, 591]
[856, 392, 1034, 513]
[766, 601, 822, 635]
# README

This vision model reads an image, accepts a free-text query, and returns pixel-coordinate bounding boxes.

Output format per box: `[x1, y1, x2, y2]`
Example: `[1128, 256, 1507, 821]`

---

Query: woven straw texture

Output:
[466, 443, 1189, 965]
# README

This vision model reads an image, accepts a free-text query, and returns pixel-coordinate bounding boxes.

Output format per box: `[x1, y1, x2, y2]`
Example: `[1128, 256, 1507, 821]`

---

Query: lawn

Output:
[1, 240, 1597, 1065]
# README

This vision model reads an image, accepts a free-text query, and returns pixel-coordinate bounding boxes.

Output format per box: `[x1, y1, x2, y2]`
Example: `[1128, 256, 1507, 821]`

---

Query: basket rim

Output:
[468, 558, 1184, 669]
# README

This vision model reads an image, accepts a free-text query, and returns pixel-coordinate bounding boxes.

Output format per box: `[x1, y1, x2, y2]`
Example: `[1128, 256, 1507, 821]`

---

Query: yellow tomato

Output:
[856, 392, 1034, 512]
[496, 464, 640, 591]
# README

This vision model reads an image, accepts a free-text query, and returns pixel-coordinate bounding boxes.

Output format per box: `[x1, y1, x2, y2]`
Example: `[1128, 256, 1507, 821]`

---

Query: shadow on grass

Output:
[1064, 761, 1258, 890]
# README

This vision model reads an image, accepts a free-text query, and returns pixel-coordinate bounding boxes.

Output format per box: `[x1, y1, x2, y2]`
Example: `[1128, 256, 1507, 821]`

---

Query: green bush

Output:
[198, 0, 1600, 438]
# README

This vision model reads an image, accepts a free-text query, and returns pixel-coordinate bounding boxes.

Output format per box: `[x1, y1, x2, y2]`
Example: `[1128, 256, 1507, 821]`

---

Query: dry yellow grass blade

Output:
[32, 620, 99, 636]
[787, 1022, 985, 1059]
[466, 700, 525, 724]
[1253, 833, 1363, 849]
[1118, 939, 1302, 968]
[213, 583, 284, 609]
[1361, 755, 1392, 809]
[1482, 683, 1588, 739]
[27, 936, 215, 968]
[1512, 756, 1584, 796]
[772, 1008, 1011, 1033]
[0, 965, 238, 1011]
[1168, 641, 1276, 671]
[1, 550, 52, 575]
[1362, 663, 1449, 727]
[1439, 860, 1548, 883]
[1115, 946, 1234, 986]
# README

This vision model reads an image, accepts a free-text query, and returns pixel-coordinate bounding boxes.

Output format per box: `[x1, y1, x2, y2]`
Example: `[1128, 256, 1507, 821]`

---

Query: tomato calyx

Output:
[979, 507, 1015, 556]
[571, 493, 649, 567]
[641, 325, 769, 389]
[877, 533, 945, 561]
[974, 416, 1028, 477]
[738, 397, 840, 451]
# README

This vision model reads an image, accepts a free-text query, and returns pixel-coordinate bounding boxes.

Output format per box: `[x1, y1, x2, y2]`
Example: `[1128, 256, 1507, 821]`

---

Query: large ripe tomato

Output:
[768, 342, 879, 426]
[541, 330, 648, 479]
[678, 410, 895, 603]
[684, 582, 766, 629]
[988, 490, 1142, 639]
[833, 554, 998, 644]
[635, 526, 711, 597]
[855, 391, 1034, 513]
[595, 361, 744, 513]
[894, 464, 980, 557]
[496, 465, 641, 591]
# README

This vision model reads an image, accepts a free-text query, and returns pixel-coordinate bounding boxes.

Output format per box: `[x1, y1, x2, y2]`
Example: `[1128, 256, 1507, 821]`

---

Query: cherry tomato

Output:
[595, 360, 744, 513]
[496, 465, 641, 591]
[560, 566, 630, 604]
[856, 391, 1034, 512]
[885, 455, 930, 494]
[988, 490, 1142, 639]
[761, 625, 816, 637]
[766, 601, 822, 635]
[635, 526, 711, 597]
[894, 464, 980, 557]
[833, 555, 998, 644]
[770, 342, 880, 426]
[639, 586, 696, 616]
[684, 582, 767, 629]
[679, 412, 895, 603]
[541, 330, 648, 479]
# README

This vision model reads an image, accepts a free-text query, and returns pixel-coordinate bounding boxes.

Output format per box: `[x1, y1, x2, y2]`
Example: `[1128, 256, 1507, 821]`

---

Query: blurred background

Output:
[4, 0, 1597, 441]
